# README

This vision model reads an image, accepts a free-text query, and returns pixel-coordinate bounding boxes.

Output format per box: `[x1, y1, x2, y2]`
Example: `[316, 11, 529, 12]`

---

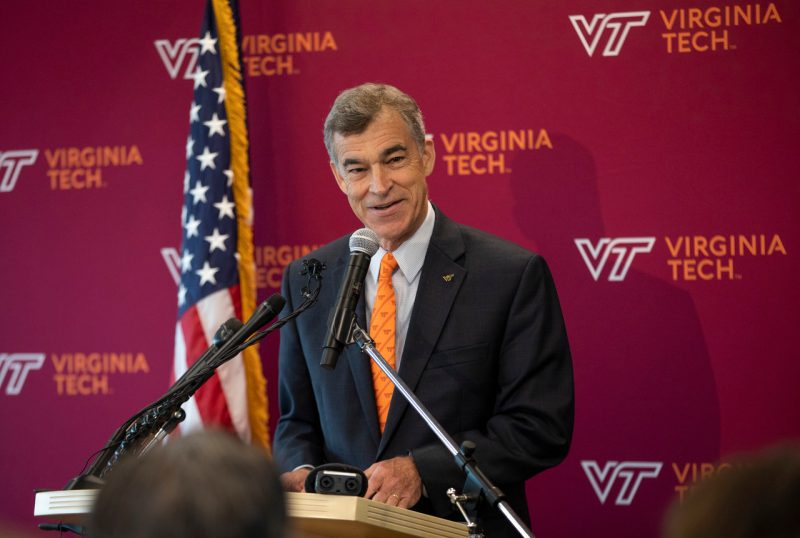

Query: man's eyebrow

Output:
[380, 144, 407, 160]
[341, 157, 365, 167]
[341, 144, 407, 167]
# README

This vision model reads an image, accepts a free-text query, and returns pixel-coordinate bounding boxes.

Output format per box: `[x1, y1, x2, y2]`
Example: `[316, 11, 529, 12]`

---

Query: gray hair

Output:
[88, 430, 286, 538]
[324, 83, 426, 164]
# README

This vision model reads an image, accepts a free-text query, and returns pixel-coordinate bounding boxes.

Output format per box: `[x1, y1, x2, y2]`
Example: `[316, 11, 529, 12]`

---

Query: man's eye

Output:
[388, 156, 405, 164]
[347, 167, 366, 174]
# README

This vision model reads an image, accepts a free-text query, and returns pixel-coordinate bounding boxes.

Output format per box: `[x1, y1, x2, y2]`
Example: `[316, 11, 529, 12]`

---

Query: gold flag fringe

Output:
[212, 0, 270, 453]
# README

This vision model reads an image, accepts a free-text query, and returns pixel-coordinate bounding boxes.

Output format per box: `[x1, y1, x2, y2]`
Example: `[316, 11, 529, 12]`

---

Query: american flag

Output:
[172, 0, 269, 449]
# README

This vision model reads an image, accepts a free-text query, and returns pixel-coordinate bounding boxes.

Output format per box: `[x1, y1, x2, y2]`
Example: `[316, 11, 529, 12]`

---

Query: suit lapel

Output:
[378, 210, 466, 455]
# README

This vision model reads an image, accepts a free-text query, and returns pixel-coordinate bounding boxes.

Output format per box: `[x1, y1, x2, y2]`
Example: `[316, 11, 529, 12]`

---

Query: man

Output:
[274, 83, 573, 535]
[89, 430, 286, 538]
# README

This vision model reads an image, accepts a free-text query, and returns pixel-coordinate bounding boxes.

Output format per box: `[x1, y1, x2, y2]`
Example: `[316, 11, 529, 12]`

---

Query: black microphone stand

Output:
[350, 322, 535, 538]
[64, 259, 325, 491]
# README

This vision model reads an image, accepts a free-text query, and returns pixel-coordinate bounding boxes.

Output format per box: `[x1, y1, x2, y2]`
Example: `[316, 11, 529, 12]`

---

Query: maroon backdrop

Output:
[1, 1, 798, 537]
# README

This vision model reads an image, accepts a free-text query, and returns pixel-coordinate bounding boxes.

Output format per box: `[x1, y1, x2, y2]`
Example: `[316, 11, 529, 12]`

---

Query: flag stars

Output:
[204, 227, 229, 252]
[190, 102, 201, 123]
[195, 146, 218, 170]
[212, 84, 226, 104]
[176, 24, 243, 308]
[214, 195, 236, 220]
[180, 250, 194, 272]
[203, 113, 227, 138]
[185, 214, 201, 237]
[198, 31, 218, 55]
[189, 181, 210, 204]
[196, 261, 220, 286]
[192, 67, 209, 89]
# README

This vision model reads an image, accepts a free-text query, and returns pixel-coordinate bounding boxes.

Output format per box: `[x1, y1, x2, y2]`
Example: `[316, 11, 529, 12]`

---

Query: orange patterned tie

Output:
[370, 252, 398, 433]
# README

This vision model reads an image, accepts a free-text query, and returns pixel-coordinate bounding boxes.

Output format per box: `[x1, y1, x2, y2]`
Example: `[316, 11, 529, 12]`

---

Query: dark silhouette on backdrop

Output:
[511, 134, 721, 538]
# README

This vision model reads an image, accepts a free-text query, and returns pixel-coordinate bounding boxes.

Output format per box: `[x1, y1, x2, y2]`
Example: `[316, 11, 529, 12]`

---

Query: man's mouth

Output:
[371, 200, 401, 210]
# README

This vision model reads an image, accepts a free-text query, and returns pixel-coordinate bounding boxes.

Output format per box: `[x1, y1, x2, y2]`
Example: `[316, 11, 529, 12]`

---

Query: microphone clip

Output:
[301, 257, 325, 299]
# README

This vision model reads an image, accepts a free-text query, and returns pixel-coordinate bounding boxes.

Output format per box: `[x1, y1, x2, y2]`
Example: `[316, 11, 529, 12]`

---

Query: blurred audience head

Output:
[663, 444, 800, 538]
[89, 429, 286, 538]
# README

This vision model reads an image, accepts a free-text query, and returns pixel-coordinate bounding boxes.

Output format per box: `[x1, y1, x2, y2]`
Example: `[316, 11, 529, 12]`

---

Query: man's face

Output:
[330, 108, 435, 252]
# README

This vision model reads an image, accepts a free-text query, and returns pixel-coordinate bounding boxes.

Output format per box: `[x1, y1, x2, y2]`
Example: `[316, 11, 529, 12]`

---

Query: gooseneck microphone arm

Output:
[66, 259, 325, 490]
[223, 258, 325, 360]
[65, 294, 285, 489]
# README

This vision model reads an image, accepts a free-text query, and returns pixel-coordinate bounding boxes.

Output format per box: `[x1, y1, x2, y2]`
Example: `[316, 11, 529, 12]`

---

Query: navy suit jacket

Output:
[274, 207, 573, 534]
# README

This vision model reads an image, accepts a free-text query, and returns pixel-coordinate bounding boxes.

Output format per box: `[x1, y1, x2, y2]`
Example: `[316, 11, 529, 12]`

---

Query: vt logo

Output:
[569, 12, 651, 57]
[154, 38, 200, 79]
[581, 460, 663, 505]
[0, 353, 45, 395]
[161, 247, 181, 285]
[574, 237, 656, 281]
[0, 149, 39, 193]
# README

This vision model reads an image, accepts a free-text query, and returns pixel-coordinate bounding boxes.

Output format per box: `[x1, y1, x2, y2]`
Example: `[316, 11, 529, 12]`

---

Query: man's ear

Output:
[330, 161, 348, 194]
[422, 137, 436, 177]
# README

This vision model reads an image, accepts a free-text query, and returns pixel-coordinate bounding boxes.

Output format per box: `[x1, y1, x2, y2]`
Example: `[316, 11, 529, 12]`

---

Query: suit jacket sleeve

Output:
[410, 253, 574, 515]
[272, 263, 325, 471]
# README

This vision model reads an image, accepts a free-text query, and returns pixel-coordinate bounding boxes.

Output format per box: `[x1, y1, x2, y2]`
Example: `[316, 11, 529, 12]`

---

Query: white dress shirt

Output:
[365, 200, 436, 369]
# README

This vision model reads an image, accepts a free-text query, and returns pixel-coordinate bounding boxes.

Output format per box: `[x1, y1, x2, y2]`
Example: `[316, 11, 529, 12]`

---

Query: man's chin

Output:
[365, 218, 403, 237]
[370, 227, 409, 251]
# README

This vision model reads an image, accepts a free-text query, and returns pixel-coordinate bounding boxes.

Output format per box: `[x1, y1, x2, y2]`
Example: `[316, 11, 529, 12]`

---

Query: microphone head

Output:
[264, 293, 287, 316]
[349, 228, 379, 257]
[248, 293, 287, 331]
[212, 318, 244, 346]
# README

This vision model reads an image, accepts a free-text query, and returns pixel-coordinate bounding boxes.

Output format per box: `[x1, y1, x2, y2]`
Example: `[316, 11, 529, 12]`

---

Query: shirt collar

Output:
[368, 200, 435, 285]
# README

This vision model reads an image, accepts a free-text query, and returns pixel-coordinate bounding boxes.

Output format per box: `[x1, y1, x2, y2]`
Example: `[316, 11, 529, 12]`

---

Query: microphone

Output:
[67, 295, 286, 489]
[320, 228, 380, 370]
[213, 318, 245, 346]
[207, 293, 286, 368]
[174, 318, 245, 390]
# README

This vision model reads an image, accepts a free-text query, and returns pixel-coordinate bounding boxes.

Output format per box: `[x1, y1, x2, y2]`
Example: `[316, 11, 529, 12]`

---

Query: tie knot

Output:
[380, 252, 398, 275]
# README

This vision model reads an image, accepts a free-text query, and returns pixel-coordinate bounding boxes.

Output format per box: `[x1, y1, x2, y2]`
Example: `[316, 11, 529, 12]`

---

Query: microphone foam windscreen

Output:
[349, 228, 380, 256]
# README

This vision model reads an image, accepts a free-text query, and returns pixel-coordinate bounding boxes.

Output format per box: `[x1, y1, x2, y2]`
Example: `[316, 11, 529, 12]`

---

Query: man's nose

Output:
[369, 164, 392, 194]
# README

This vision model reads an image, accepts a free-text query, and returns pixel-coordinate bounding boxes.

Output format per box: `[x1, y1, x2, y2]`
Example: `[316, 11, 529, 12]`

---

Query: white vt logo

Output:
[574, 237, 656, 281]
[161, 247, 181, 285]
[0, 149, 39, 193]
[154, 38, 200, 79]
[582, 461, 663, 505]
[569, 12, 651, 57]
[0, 353, 45, 395]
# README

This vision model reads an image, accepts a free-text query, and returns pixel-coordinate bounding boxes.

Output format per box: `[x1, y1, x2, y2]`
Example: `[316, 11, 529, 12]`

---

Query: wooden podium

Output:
[34, 490, 468, 537]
